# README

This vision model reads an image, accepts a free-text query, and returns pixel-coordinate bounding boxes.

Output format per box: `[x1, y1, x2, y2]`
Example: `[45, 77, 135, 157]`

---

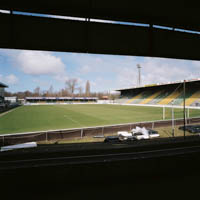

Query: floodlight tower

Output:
[137, 64, 142, 87]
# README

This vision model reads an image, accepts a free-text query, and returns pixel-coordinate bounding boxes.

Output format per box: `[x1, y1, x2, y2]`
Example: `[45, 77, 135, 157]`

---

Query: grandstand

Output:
[116, 79, 200, 107]
[25, 97, 98, 104]
[0, 82, 8, 110]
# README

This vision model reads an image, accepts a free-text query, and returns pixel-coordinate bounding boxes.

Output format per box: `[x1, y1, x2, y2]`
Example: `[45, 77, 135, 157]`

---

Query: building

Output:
[25, 97, 98, 104]
[4, 96, 18, 104]
[0, 82, 8, 107]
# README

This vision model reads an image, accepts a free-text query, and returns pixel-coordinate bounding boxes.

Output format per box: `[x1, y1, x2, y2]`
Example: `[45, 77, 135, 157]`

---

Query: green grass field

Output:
[0, 104, 200, 135]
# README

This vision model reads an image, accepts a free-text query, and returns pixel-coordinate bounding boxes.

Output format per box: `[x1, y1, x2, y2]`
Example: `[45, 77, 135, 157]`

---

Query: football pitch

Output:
[0, 104, 200, 135]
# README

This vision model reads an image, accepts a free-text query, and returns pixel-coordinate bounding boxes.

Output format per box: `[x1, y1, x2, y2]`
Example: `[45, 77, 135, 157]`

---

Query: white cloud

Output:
[5, 74, 18, 84]
[15, 51, 66, 76]
[79, 65, 91, 74]
[33, 79, 51, 88]
[115, 57, 200, 89]
[65, 53, 200, 91]
[0, 74, 18, 85]
[0, 49, 69, 83]
[134, 57, 199, 86]
[54, 74, 69, 83]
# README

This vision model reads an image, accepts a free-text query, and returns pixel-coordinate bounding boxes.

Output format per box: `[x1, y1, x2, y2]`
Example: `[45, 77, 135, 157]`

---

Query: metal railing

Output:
[1, 117, 200, 146]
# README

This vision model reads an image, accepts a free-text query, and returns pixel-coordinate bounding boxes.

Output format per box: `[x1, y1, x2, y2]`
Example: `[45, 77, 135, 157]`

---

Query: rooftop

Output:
[0, 82, 8, 88]
[116, 78, 200, 91]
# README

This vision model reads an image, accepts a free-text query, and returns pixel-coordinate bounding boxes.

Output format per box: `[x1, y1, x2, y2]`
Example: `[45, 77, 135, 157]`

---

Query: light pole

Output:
[171, 100, 175, 137]
[137, 64, 141, 87]
[183, 80, 186, 139]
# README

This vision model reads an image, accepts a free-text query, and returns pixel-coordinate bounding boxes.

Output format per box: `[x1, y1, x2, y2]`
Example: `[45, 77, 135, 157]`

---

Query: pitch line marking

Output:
[0, 106, 20, 118]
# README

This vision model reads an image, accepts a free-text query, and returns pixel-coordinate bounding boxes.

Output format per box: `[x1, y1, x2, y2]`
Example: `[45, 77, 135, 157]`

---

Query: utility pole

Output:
[137, 64, 142, 87]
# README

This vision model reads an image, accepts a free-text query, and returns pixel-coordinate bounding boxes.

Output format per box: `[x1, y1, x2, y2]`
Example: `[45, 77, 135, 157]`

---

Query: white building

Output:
[5, 96, 18, 104]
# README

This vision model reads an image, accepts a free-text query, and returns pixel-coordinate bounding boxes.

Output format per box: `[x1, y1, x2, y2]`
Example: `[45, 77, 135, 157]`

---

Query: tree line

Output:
[5, 79, 119, 100]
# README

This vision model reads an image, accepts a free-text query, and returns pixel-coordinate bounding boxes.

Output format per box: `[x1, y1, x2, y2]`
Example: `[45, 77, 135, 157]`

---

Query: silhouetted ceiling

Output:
[0, 1, 200, 60]
[0, 1, 200, 31]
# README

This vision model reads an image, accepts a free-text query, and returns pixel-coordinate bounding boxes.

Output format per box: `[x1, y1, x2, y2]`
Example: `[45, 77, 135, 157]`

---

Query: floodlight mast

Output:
[137, 64, 142, 87]
[183, 80, 186, 139]
[171, 100, 175, 137]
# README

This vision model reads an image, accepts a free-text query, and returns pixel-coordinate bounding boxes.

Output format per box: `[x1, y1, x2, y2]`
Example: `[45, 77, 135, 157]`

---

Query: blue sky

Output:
[1, 48, 200, 94]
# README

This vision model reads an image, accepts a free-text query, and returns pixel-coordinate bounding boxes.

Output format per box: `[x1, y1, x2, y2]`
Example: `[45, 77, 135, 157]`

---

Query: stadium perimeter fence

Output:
[1, 117, 200, 146]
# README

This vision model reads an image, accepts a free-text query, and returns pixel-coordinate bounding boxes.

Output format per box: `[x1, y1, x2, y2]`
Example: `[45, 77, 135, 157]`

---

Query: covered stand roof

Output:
[117, 79, 200, 92]
[0, 1, 200, 60]
[0, 82, 8, 88]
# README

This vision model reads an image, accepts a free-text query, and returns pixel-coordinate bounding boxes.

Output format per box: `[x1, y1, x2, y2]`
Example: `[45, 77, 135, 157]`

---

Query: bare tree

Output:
[85, 80, 90, 97]
[61, 89, 69, 97]
[24, 90, 32, 97]
[78, 87, 83, 97]
[34, 86, 40, 97]
[48, 85, 54, 96]
[65, 78, 79, 96]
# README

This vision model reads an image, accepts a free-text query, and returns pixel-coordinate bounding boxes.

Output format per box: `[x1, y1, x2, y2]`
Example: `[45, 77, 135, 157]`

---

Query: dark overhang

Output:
[0, 2, 200, 60]
[0, 1, 200, 32]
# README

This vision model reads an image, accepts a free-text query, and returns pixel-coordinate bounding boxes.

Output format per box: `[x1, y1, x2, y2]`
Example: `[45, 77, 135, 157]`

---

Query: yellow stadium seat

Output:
[140, 91, 162, 104]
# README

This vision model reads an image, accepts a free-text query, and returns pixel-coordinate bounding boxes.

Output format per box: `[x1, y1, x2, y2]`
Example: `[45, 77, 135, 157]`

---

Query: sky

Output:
[1, 48, 200, 94]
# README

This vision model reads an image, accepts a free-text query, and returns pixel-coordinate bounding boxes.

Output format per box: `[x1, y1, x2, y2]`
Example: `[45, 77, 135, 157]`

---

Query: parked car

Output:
[188, 126, 200, 133]
[179, 125, 200, 133]
[124, 136, 137, 142]
[147, 129, 160, 138]
[178, 125, 194, 131]
[104, 136, 120, 143]
[132, 132, 150, 140]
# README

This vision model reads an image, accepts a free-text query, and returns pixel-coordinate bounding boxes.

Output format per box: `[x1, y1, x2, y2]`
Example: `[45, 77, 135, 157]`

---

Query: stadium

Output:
[116, 78, 200, 107]
[1, 78, 200, 139]
[2, 2, 200, 197]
